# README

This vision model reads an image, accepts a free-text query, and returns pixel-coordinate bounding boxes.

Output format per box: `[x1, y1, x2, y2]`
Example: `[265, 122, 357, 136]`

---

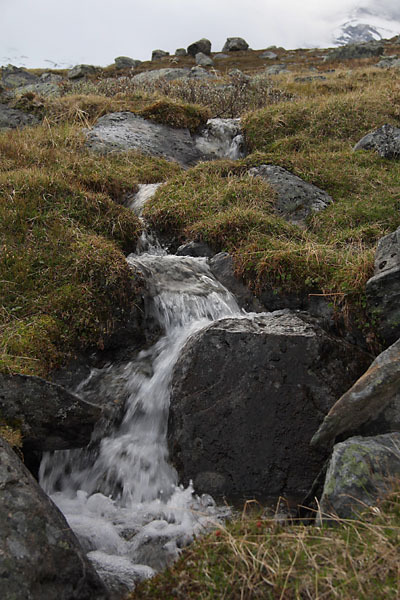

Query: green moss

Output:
[138, 98, 211, 133]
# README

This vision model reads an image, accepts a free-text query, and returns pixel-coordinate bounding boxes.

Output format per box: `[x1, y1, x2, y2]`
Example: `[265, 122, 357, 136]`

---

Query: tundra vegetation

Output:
[2, 43, 400, 597]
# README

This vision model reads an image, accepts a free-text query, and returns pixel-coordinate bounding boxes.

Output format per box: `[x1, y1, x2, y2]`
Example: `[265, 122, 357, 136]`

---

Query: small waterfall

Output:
[39, 184, 241, 589]
[195, 118, 246, 160]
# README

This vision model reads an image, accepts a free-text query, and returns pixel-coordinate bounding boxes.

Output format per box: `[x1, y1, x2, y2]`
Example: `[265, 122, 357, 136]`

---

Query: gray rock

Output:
[209, 252, 263, 312]
[187, 38, 212, 57]
[294, 75, 327, 82]
[40, 72, 63, 83]
[214, 53, 229, 60]
[228, 69, 250, 82]
[0, 436, 109, 600]
[1, 64, 39, 88]
[168, 311, 370, 500]
[318, 433, 400, 520]
[132, 68, 189, 85]
[86, 112, 205, 167]
[0, 103, 39, 129]
[0, 373, 102, 452]
[195, 52, 213, 67]
[114, 56, 141, 69]
[259, 51, 278, 59]
[366, 225, 400, 344]
[68, 64, 97, 79]
[265, 64, 288, 75]
[325, 42, 384, 61]
[188, 66, 215, 79]
[175, 48, 187, 57]
[353, 123, 400, 158]
[14, 81, 61, 97]
[376, 56, 400, 69]
[222, 37, 249, 52]
[176, 241, 214, 258]
[151, 49, 169, 61]
[248, 165, 333, 226]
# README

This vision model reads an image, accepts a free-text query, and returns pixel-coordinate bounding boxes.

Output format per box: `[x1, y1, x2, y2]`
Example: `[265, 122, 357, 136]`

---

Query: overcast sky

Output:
[1, 0, 400, 68]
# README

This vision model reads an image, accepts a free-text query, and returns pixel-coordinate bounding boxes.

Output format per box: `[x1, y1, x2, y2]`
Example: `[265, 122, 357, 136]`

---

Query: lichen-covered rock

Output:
[318, 433, 400, 520]
[0, 436, 109, 599]
[175, 48, 187, 57]
[151, 49, 169, 61]
[187, 38, 212, 57]
[0, 103, 39, 129]
[1, 64, 39, 88]
[325, 41, 384, 60]
[222, 37, 249, 52]
[248, 164, 332, 226]
[353, 124, 400, 159]
[68, 64, 97, 79]
[265, 64, 288, 75]
[114, 56, 141, 69]
[366, 225, 400, 344]
[0, 373, 101, 452]
[14, 81, 61, 97]
[168, 311, 370, 500]
[132, 68, 189, 85]
[195, 52, 213, 67]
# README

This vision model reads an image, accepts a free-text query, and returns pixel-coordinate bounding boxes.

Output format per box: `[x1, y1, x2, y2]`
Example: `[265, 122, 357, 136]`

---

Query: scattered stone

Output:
[40, 72, 63, 83]
[209, 252, 263, 312]
[151, 49, 169, 61]
[175, 48, 187, 57]
[195, 52, 214, 67]
[114, 56, 141, 69]
[222, 37, 249, 52]
[366, 225, 400, 344]
[324, 41, 384, 60]
[265, 64, 289, 75]
[259, 51, 278, 59]
[132, 68, 189, 85]
[214, 53, 229, 60]
[187, 38, 212, 57]
[188, 66, 215, 79]
[376, 56, 400, 69]
[228, 68, 250, 82]
[248, 164, 333, 226]
[294, 75, 327, 82]
[68, 64, 97, 79]
[318, 433, 400, 520]
[0, 373, 102, 452]
[86, 112, 205, 167]
[353, 123, 400, 158]
[176, 241, 214, 258]
[0, 103, 39, 129]
[0, 436, 109, 600]
[168, 311, 370, 500]
[1, 64, 39, 88]
[14, 81, 61, 97]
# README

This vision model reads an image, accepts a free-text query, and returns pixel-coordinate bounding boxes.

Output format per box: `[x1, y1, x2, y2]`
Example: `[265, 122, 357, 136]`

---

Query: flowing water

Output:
[39, 168, 244, 591]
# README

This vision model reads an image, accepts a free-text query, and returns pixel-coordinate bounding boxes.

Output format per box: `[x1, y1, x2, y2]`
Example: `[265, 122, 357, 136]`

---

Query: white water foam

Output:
[195, 118, 246, 160]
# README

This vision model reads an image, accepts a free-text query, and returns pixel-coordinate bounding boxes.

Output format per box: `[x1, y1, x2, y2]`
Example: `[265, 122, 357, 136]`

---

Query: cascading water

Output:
[195, 118, 246, 160]
[39, 180, 243, 592]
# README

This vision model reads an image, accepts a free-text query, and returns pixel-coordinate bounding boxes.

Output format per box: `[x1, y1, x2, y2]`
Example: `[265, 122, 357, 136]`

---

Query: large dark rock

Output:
[1, 64, 39, 88]
[366, 226, 400, 344]
[68, 64, 97, 79]
[318, 433, 400, 520]
[187, 38, 212, 57]
[353, 124, 400, 159]
[222, 37, 249, 52]
[0, 373, 101, 452]
[168, 311, 370, 500]
[248, 165, 333, 226]
[0, 436, 109, 600]
[114, 56, 141, 69]
[86, 112, 206, 167]
[209, 252, 264, 312]
[311, 338, 400, 449]
[0, 103, 39, 129]
[151, 49, 169, 61]
[325, 41, 384, 60]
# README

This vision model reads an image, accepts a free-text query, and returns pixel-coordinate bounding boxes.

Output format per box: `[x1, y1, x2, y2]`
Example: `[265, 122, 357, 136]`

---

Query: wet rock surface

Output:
[318, 433, 400, 520]
[248, 164, 333, 226]
[168, 311, 370, 500]
[0, 373, 102, 452]
[0, 103, 39, 129]
[209, 252, 263, 312]
[353, 123, 400, 159]
[0, 436, 109, 600]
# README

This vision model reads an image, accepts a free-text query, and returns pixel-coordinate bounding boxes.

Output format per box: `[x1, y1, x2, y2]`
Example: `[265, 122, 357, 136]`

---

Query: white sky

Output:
[1, 0, 400, 68]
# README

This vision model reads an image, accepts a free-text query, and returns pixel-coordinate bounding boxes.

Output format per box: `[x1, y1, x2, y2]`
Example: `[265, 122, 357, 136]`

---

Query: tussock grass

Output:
[133, 490, 400, 599]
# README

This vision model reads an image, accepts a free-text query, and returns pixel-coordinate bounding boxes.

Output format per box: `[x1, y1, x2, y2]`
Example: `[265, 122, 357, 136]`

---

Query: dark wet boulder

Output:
[0, 373, 101, 452]
[376, 56, 400, 69]
[0, 436, 109, 599]
[1, 64, 39, 88]
[366, 225, 400, 344]
[318, 433, 400, 520]
[168, 311, 370, 500]
[209, 252, 263, 312]
[248, 164, 333, 226]
[222, 37, 249, 52]
[176, 241, 214, 258]
[187, 38, 212, 57]
[353, 124, 400, 159]
[0, 103, 39, 129]
[68, 64, 97, 79]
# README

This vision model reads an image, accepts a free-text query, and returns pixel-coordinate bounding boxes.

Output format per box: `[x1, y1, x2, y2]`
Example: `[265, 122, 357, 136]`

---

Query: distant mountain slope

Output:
[333, 6, 400, 46]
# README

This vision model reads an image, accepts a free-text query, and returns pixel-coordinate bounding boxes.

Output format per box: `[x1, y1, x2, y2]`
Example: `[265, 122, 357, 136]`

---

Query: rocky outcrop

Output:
[366, 226, 400, 344]
[248, 165, 333, 226]
[0, 436, 109, 599]
[265, 64, 289, 75]
[209, 252, 264, 312]
[0, 373, 102, 452]
[86, 112, 205, 166]
[175, 48, 187, 57]
[376, 56, 400, 69]
[151, 49, 169, 61]
[195, 52, 213, 67]
[325, 41, 384, 60]
[311, 338, 400, 448]
[1, 64, 39, 88]
[68, 64, 97, 79]
[14, 81, 61, 97]
[114, 56, 141, 69]
[168, 311, 370, 500]
[222, 37, 249, 52]
[0, 103, 39, 129]
[353, 124, 400, 158]
[318, 433, 400, 520]
[187, 38, 212, 57]
[132, 68, 189, 85]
